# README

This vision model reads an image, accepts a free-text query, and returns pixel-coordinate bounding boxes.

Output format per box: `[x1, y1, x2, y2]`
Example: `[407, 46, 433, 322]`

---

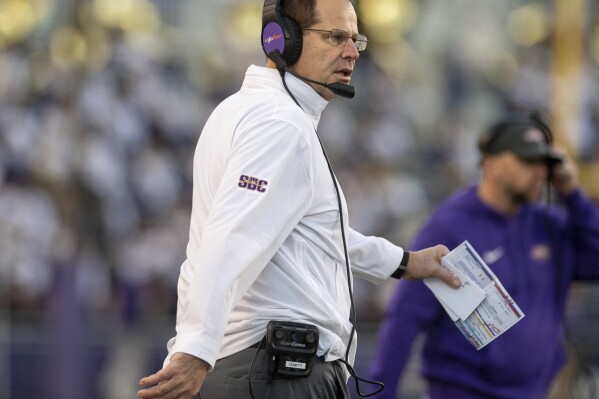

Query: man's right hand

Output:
[138, 352, 210, 399]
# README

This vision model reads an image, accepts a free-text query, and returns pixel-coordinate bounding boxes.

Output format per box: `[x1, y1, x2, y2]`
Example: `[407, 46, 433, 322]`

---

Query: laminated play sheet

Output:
[424, 241, 525, 350]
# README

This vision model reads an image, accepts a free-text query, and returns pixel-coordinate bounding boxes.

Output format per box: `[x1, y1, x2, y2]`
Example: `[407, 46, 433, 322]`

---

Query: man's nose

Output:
[342, 39, 360, 60]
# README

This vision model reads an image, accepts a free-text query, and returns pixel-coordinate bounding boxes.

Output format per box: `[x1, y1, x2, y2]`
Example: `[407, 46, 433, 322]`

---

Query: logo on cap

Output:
[524, 128, 545, 143]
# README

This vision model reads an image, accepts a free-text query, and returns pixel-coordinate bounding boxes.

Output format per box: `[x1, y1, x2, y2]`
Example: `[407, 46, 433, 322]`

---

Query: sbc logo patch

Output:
[238, 175, 268, 193]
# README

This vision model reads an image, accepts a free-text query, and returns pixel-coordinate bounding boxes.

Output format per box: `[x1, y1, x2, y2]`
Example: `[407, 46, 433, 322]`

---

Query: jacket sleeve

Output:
[347, 228, 405, 284]
[562, 189, 599, 279]
[368, 220, 455, 399]
[170, 118, 314, 367]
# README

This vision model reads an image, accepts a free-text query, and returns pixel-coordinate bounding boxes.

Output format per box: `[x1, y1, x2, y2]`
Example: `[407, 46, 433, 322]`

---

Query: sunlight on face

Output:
[290, 0, 361, 100]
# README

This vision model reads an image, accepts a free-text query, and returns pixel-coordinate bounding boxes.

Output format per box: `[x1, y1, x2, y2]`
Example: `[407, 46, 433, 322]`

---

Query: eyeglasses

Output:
[303, 28, 368, 52]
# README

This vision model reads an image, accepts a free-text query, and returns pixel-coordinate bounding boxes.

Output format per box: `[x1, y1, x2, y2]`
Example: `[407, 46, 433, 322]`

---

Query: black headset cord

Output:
[249, 336, 271, 399]
[278, 66, 384, 397]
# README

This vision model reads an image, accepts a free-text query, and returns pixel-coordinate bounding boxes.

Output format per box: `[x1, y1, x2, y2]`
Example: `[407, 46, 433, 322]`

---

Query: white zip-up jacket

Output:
[165, 65, 405, 369]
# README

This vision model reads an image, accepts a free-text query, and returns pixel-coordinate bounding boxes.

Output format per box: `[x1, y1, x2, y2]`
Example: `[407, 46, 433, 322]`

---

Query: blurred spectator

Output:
[369, 114, 599, 399]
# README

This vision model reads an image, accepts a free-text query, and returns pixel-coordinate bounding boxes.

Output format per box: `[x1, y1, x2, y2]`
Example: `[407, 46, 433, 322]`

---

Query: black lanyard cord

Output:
[279, 70, 384, 397]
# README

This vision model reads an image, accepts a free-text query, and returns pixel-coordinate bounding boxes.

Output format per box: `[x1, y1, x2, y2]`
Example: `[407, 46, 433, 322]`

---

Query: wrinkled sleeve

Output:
[169, 119, 313, 368]
[347, 227, 404, 284]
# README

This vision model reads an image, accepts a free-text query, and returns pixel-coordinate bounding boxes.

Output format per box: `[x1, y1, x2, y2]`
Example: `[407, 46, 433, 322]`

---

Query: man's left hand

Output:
[137, 352, 210, 399]
[550, 147, 579, 195]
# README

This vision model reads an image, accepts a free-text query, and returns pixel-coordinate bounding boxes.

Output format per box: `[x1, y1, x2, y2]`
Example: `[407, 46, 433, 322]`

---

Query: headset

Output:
[478, 112, 564, 187]
[260, 0, 356, 99]
[477, 112, 554, 155]
[261, 0, 303, 67]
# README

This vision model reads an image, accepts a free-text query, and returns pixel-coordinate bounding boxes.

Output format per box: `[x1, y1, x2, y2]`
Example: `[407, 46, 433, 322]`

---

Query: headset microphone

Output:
[291, 72, 356, 99]
[285, 67, 356, 99]
[269, 50, 356, 99]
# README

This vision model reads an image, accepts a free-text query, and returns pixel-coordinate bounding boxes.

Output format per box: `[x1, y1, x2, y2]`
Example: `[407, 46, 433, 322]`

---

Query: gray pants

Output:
[198, 346, 350, 399]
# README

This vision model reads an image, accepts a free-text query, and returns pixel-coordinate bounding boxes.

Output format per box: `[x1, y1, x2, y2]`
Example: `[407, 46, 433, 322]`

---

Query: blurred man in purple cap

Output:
[369, 113, 599, 399]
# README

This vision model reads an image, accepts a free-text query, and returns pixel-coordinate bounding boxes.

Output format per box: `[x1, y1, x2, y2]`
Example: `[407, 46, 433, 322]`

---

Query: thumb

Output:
[436, 262, 460, 288]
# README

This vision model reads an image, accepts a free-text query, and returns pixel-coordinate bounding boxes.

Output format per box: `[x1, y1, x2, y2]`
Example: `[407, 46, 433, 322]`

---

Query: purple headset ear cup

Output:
[282, 16, 302, 65]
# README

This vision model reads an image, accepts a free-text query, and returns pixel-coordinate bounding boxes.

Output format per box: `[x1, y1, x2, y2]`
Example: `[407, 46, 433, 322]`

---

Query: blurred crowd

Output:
[1, 0, 599, 398]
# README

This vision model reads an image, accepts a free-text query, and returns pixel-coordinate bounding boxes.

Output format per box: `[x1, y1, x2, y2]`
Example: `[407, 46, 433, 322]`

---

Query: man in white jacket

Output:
[138, 0, 460, 398]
